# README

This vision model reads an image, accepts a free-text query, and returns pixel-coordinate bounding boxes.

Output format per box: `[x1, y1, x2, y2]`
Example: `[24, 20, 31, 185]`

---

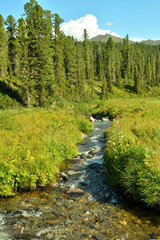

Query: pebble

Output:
[88, 149, 99, 154]
[60, 172, 69, 181]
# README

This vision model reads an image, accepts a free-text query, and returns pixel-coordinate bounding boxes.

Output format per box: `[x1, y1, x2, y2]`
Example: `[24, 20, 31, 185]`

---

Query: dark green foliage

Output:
[1, 0, 160, 106]
[5, 15, 19, 77]
[53, 13, 66, 92]
[0, 15, 8, 79]
[64, 36, 77, 96]
[24, 0, 54, 106]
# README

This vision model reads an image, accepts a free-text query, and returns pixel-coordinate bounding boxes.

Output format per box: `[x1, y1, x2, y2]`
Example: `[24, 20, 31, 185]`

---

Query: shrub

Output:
[100, 98, 160, 207]
[0, 108, 92, 196]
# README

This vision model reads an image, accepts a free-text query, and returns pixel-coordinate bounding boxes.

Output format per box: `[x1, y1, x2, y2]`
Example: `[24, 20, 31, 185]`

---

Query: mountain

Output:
[90, 34, 160, 46]
[90, 33, 134, 44]
[140, 40, 160, 46]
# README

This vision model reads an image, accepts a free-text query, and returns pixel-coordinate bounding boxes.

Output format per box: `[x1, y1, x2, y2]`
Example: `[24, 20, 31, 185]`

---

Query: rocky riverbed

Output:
[0, 120, 159, 239]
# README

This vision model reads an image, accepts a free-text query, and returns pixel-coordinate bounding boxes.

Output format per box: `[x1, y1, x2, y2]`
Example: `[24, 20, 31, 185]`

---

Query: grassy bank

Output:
[93, 98, 160, 207]
[0, 107, 92, 196]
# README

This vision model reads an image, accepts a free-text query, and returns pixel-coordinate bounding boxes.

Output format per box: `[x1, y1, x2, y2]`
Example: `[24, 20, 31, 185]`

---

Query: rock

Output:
[102, 117, 109, 122]
[66, 188, 84, 197]
[13, 222, 23, 233]
[67, 170, 76, 175]
[82, 133, 88, 139]
[46, 182, 59, 188]
[90, 116, 95, 122]
[88, 149, 99, 154]
[60, 172, 69, 181]
[80, 153, 87, 159]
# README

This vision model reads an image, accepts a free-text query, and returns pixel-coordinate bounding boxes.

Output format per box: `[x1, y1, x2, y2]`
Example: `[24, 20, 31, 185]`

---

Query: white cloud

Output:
[130, 37, 144, 42]
[105, 22, 114, 26]
[60, 14, 120, 41]
[110, 32, 120, 37]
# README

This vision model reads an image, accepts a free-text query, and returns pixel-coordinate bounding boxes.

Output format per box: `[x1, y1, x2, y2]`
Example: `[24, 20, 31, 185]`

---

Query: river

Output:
[0, 120, 159, 239]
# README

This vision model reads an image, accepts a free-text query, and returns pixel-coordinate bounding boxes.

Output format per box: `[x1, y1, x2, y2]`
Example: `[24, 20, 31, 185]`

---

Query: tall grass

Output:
[94, 98, 160, 207]
[0, 107, 92, 196]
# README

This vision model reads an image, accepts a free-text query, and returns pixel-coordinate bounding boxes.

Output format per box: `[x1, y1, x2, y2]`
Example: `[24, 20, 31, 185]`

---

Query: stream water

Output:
[0, 120, 159, 239]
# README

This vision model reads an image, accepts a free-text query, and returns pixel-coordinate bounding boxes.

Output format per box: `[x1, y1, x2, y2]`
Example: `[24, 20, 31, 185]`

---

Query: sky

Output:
[1, 0, 160, 42]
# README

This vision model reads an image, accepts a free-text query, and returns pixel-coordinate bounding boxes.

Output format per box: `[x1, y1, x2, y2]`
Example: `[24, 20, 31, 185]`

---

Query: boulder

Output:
[90, 116, 95, 122]
[66, 188, 84, 197]
[102, 117, 109, 122]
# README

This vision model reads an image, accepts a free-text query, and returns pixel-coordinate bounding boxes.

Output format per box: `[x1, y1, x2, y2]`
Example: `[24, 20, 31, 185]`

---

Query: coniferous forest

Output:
[0, 0, 160, 212]
[1, 0, 160, 109]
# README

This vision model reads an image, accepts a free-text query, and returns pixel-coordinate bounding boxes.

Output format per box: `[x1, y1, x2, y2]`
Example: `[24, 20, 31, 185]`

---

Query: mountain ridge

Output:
[90, 33, 160, 45]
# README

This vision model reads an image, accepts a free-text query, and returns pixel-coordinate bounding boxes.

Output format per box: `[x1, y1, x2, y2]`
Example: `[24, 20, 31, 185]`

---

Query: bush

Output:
[100, 98, 160, 207]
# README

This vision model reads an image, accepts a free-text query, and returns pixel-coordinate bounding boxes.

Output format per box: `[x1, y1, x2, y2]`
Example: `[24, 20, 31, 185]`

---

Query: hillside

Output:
[141, 39, 160, 45]
[90, 33, 134, 43]
[90, 33, 160, 46]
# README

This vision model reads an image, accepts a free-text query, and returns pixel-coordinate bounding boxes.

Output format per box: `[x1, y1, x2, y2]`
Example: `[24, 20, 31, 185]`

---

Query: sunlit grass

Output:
[94, 97, 160, 207]
[0, 107, 92, 196]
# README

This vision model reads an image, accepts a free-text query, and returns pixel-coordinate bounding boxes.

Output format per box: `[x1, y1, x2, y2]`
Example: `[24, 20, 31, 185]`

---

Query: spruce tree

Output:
[156, 53, 160, 85]
[115, 48, 122, 87]
[83, 29, 91, 82]
[17, 18, 30, 105]
[83, 29, 94, 98]
[64, 36, 77, 97]
[5, 15, 19, 77]
[106, 37, 115, 92]
[24, 0, 54, 106]
[75, 42, 85, 98]
[53, 13, 66, 92]
[0, 15, 8, 80]
[121, 34, 130, 83]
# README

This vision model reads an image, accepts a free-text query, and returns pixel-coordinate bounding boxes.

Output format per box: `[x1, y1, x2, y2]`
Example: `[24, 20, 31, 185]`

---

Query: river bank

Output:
[92, 98, 160, 208]
[0, 120, 159, 239]
[0, 107, 92, 196]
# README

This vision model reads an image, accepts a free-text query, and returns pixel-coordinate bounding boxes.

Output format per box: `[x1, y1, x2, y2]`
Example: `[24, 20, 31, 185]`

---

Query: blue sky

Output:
[1, 0, 160, 41]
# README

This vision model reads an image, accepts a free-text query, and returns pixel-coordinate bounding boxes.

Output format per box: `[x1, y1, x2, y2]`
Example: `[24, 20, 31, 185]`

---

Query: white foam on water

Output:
[21, 209, 43, 218]
[0, 214, 12, 240]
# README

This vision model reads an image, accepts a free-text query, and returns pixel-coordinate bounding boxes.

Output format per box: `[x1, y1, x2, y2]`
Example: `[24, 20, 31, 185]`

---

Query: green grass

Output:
[93, 98, 160, 207]
[0, 107, 92, 196]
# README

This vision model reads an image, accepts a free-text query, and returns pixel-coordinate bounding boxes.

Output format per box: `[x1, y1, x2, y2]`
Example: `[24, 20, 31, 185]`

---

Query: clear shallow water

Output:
[0, 120, 159, 239]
